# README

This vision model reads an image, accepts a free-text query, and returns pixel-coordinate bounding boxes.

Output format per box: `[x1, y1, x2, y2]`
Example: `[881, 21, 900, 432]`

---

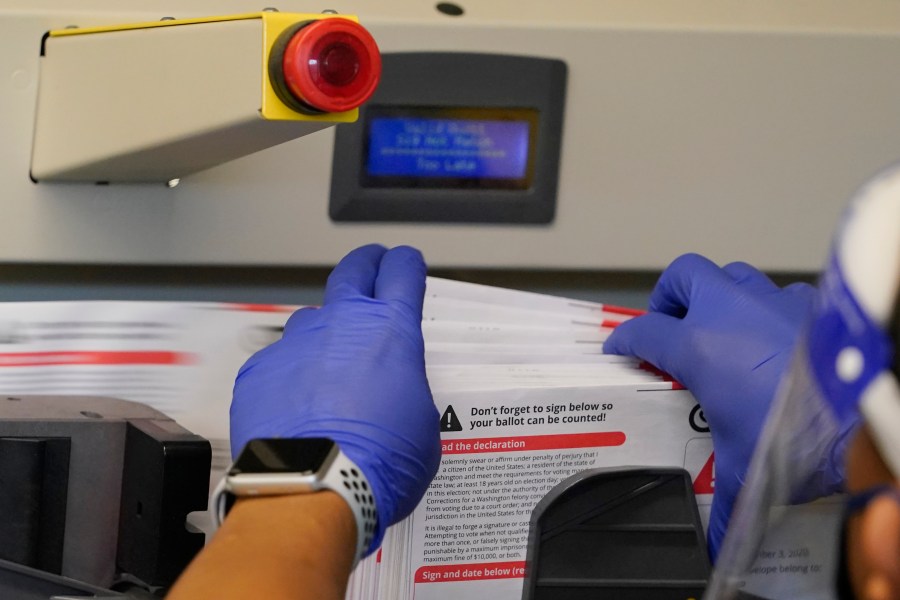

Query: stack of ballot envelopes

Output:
[352, 277, 713, 600]
[0, 279, 833, 599]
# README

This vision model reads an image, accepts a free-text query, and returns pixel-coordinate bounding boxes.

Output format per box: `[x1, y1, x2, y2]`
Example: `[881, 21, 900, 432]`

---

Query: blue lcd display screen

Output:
[362, 108, 537, 189]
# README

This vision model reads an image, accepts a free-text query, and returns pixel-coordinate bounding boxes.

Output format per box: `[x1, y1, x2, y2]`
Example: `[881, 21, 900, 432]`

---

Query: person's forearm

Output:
[168, 491, 356, 600]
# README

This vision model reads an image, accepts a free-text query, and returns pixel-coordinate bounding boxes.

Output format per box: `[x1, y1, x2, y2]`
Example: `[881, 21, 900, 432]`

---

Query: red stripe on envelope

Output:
[224, 303, 297, 313]
[415, 561, 526, 583]
[0, 351, 194, 367]
[603, 305, 646, 317]
[442, 432, 625, 454]
[639, 361, 686, 390]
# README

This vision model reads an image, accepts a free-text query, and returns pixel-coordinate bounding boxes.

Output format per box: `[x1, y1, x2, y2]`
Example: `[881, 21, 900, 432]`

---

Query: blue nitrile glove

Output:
[603, 253, 830, 560]
[230, 244, 441, 554]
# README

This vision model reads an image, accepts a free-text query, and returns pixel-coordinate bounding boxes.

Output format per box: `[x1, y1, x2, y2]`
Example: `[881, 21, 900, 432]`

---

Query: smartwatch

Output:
[212, 438, 377, 565]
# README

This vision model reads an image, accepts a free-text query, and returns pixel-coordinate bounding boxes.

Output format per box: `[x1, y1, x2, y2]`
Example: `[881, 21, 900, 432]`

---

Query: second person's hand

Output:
[603, 253, 820, 558]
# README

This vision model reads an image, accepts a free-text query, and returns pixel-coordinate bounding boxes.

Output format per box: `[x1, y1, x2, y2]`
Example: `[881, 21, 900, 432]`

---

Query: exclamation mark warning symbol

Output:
[693, 453, 715, 495]
[440, 405, 463, 432]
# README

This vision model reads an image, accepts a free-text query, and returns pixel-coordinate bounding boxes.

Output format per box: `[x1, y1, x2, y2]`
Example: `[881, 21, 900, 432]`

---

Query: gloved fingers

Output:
[648, 253, 730, 317]
[323, 244, 388, 305]
[281, 305, 320, 335]
[706, 491, 731, 562]
[722, 261, 779, 293]
[374, 246, 428, 317]
[602, 312, 687, 379]
[782, 281, 817, 298]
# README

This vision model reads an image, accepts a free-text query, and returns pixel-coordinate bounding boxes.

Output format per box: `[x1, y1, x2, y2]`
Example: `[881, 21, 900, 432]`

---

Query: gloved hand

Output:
[603, 253, 825, 560]
[230, 244, 441, 554]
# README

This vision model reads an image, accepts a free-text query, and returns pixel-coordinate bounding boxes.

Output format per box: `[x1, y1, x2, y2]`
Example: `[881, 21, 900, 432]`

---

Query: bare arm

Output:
[167, 492, 355, 600]
[170, 245, 441, 598]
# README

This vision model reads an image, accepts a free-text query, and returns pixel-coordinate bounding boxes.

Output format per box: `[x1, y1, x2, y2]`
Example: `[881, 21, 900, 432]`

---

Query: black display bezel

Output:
[229, 438, 336, 476]
[329, 52, 567, 224]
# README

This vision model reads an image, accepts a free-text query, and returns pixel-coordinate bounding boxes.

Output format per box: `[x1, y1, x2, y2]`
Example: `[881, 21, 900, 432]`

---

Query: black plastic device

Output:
[330, 52, 567, 224]
[0, 396, 211, 594]
[522, 467, 711, 600]
[0, 557, 127, 600]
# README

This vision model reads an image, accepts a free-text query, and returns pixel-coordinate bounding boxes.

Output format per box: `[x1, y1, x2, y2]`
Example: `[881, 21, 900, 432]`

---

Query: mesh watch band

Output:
[211, 446, 378, 566]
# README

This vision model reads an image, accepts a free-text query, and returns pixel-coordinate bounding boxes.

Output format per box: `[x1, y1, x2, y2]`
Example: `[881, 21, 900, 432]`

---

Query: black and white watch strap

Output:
[211, 449, 378, 566]
[325, 450, 378, 563]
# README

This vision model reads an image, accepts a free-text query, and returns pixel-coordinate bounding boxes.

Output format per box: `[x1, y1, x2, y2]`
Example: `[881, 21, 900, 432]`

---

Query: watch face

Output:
[230, 438, 336, 475]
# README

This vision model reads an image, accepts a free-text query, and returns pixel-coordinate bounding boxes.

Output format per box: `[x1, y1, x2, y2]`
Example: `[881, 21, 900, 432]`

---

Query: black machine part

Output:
[0, 395, 211, 594]
[522, 466, 711, 600]
[330, 52, 567, 224]
[0, 557, 124, 600]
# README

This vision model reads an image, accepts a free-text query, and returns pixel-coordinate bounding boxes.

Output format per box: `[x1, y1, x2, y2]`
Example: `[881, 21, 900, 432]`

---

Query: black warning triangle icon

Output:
[440, 405, 463, 432]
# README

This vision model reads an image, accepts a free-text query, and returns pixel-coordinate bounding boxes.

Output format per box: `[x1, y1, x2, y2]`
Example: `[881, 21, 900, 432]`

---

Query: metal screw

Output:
[166, 178, 181, 188]
[160, 16, 176, 21]
[64, 25, 79, 29]
[436, 2, 464, 17]
[321, 9, 338, 14]
[262, 7, 280, 12]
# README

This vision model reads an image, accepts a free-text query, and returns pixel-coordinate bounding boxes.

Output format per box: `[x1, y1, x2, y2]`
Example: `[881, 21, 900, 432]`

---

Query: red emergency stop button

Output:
[271, 18, 381, 114]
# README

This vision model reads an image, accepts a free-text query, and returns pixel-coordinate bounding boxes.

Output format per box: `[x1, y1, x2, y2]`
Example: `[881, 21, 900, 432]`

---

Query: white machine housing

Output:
[30, 14, 360, 183]
[3, 0, 900, 270]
